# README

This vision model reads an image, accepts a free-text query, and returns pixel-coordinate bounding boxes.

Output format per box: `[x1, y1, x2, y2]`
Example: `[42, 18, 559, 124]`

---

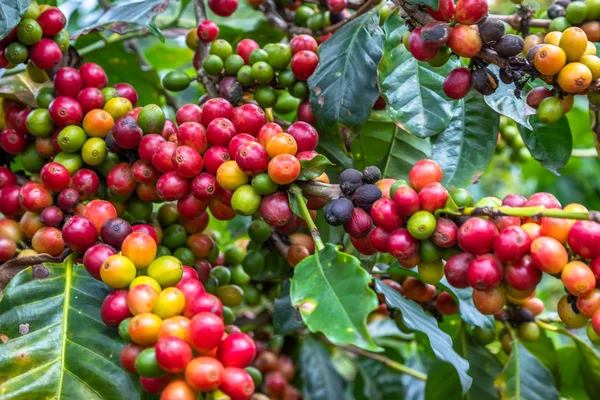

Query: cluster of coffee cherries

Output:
[405, 0, 525, 98]
[252, 347, 300, 399]
[0, 1, 68, 78]
[495, 115, 532, 163]
[0, 62, 138, 173]
[544, 0, 600, 36]
[167, 28, 320, 117]
[375, 273, 545, 347]
[95, 235, 258, 399]
[524, 27, 600, 122]
[333, 159, 600, 344]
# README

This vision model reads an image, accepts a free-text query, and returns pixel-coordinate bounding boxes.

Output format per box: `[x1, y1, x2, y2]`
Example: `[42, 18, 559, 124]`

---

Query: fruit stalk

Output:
[193, 0, 219, 98]
[288, 184, 325, 251]
[442, 205, 600, 222]
[487, 13, 552, 30]
[337, 343, 428, 380]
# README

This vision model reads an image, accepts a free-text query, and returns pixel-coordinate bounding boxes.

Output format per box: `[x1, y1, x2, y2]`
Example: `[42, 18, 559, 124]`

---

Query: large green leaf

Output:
[308, 12, 384, 143]
[0, 0, 28, 40]
[466, 340, 502, 400]
[290, 244, 380, 352]
[0, 260, 141, 399]
[378, 11, 459, 138]
[566, 330, 600, 398]
[353, 347, 406, 400]
[494, 341, 560, 400]
[401, 357, 427, 400]
[273, 280, 304, 335]
[521, 330, 559, 381]
[354, 121, 431, 179]
[432, 92, 500, 189]
[300, 336, 347, 400]
[518, 115, 572, 175]
[484, 71, 533, 130]
[425, 361, 462, 400]
[374, 279, 472, 394]
[556, 346, 589, 400]
[70, 0, 169, 40]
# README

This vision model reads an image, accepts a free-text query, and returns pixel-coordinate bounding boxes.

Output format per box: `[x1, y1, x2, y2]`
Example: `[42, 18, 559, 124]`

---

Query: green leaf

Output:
[556, 346, 589, 400]
[308, 12, 384, 143]
[565, 330, 600, 399]
[354, 349, 406, 400]
[249, 249, 292, 282]
[494, 341, 560, 400]
[518, 115, 572, 175]
[466, 340, 502, 400]
[353, 121, 431, 179]
[378, 11, 459, 138]
[484, 71, 533, 130]
[425, 361, 462, 400]
[401, 357, 427, 400]
[521, 330, 558, 380]
[0, 260, 141, 399]
[300, 336, 347, 400]
[374, 279, 472, 394]
[290, 244, 380, 352]
[432, 92, 500, 189]
[298, 155, 334, 181]
[0, 0, 29, 40]
[0, 73, 44, 108]
[70, 0, 169, 40]
[273, 280, 304, 335]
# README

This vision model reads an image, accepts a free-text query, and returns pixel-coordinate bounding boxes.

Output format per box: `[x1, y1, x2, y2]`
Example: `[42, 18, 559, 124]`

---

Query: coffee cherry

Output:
[37, 8, 67, 36]
[344, 207, 373, 238]
[353, 184, 382, 212]
[208, 0, 238, 16]
[479, 19, 506, 42]
[534, 45, 567, 76]
[339, 169, 362, 196]
[526, 87, 553, 109]
[291, 50, 319, 81]
[562, 261, 596, 297]
[388, 228, 419, 260]
[80, 62, 108, 89]
[557, 295, 588, 329]
[454, 0, 488, 24]
[409, 159, 443, 191]
[324, 197, 354, 226]
[448, 25, 482, 58]
[29, 38, 62, 70]
[409, 27, 438, 61]
[467, 254, 503, 290]
[420, 22, 451, 48]
[472, 286, 505, 315]
[457, 217, 498, 255]
[495, 34, 525, 57]
[530, 236, 568, 274]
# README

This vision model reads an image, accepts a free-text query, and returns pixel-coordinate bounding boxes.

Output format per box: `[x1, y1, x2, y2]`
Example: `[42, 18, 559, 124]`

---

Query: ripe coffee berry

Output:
[54, 67, 83, 98]
[291, 50, 319, 81]
[457, 217, 498, 255]
[37, 8, 67, 36]
[80, 62, 108, 89]
[197, 20, 219, 42]
[29, 39, 62, 70]
[467, 254, 504, 290]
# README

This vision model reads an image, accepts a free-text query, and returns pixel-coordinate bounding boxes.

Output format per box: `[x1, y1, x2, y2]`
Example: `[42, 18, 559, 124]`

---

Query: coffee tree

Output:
[1, 0, 600, 398]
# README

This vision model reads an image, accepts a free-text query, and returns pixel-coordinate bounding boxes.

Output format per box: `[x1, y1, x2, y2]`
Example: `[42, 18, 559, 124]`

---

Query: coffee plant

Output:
[2, 0, 600, 398]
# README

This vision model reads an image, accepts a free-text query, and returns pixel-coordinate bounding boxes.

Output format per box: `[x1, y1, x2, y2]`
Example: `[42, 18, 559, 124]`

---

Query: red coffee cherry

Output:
[444, 252, 474, 288]
[29, 39, 62, 70]
[466, 254, 504, 290]
[443, 68, 472, 100]
[37, 8, 67, 36]
[457, 217, 498, 255]
[197, 20, 220, 42]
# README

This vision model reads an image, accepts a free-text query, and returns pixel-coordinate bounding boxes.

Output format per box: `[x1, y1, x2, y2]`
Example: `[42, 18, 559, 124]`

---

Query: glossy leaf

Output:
[484, 71, 533, 130]
[425, 361, 462, 400]
[374, 279, 472, 393]
[70, 0, 169, 40]
[519, 115, 572, 175]
[354, 121, 431, 179]
[521, 329, 559, 379]
[354, 348, 406, 400]
[556, 346, 588, 400]
[250, 249, 292, 282]
[298, 155, 334, 181]
[290, 244, 380, 352]
[273, 280, 304, 335]
[432, 92, 500, 188]
[566, 330, 600, 398]
[0, 260, 141, 399]
[494, 341, 560, 400]
[401, 357, 427, 400]
[378, 11, 459, 138]
[466, 340, 502, 400]
[300, 336, 347, 400]
[308, 12, 384, 143]
[0, 0, 28, 40]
